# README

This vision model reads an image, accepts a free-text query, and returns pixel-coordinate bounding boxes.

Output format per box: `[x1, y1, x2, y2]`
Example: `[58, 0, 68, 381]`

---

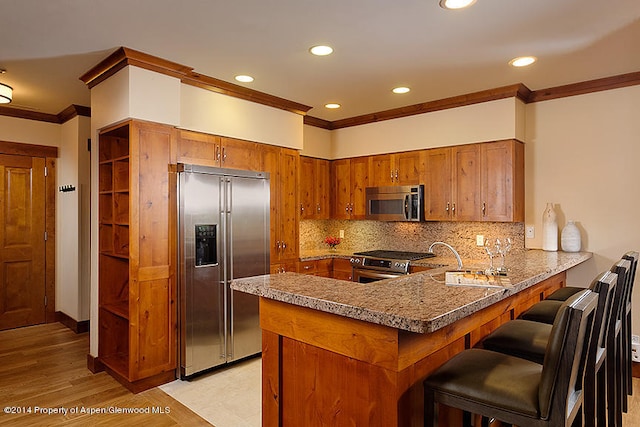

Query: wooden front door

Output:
[0, 154, 46, 330]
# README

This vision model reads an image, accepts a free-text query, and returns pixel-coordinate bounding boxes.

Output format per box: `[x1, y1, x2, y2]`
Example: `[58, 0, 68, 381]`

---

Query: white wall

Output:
[57, 116, 91, 321]
[0, 116, 60, 146]
[330, 98, 521, 159]
[0, 115, 90, 322]
[524, 85, 640, 335]
[180, 84, 303, 149]
[301, 124, 332, 158]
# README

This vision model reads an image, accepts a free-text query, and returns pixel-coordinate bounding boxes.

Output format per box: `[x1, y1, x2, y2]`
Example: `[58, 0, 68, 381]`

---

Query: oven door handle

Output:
[353, 269, 402, 282]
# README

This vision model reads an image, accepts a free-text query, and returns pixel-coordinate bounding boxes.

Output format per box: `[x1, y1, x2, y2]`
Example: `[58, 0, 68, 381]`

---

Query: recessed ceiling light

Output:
[392, 87, 411, 94]
[509, 56, 537, 67]
[235, 75, 254, 83]
[310, 45, 334, 56]
[439, 0, 476, 10]
[325, 103, 341, 109]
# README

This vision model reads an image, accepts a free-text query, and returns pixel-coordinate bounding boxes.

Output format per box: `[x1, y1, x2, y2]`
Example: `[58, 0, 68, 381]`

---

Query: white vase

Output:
[561, 220, 581, 252]
[542, 203, 558, 251]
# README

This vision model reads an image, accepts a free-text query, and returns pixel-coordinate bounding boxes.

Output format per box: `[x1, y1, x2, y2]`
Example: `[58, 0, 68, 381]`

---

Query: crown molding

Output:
[304, 71, 640, 129]
[80, 46, 313, 116]
[0, 104, 91, 124]
[323, 84, 530, 130]
[528, 71, 640, 103]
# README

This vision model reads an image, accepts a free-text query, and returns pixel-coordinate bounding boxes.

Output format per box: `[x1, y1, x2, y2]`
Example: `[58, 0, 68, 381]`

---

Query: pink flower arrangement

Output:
[324, 236, 341, 249]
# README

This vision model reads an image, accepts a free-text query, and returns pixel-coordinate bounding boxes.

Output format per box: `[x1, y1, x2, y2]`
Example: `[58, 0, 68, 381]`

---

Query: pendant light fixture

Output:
[0, 82, 11, 104]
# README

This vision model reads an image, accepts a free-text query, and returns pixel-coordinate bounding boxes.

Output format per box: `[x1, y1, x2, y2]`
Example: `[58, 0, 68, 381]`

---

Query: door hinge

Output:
[44, 231, 48, 241]
[44, 166, 48, 177]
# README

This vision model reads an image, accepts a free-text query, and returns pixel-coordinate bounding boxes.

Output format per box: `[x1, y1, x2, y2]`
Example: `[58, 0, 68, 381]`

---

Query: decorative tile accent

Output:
[300, 219, 525, 259]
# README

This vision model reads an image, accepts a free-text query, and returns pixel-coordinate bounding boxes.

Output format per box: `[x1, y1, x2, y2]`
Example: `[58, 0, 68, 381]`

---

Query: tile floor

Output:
[160, 356, 261, 427]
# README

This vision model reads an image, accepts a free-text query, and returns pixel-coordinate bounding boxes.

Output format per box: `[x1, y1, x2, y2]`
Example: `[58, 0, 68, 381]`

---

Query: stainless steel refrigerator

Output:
[177, 164, 269, 378]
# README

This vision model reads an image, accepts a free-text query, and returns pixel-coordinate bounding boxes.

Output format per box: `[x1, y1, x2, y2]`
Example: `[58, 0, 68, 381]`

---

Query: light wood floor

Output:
[0, 323, 211, 426]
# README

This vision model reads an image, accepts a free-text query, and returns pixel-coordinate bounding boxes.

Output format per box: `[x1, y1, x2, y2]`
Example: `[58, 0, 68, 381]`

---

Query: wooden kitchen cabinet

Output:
[332, 258, 353, 281]
[331, 156, 369, 219]
[425, 144, 481, 221]
[480, 139, 525, 222]
[98, 120, 176, 392]
[298, 259, 332, 277]
[262, 145, 299, 266]
[369, 151, 424, 187]
[299, 156, 330, 219]
[271, 261, 298, 274]
[424, 140, 524, 222]
[177, 129, 261, 171]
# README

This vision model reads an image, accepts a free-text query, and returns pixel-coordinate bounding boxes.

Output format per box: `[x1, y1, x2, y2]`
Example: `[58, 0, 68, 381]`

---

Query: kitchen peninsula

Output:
[232, 250, 591, 427]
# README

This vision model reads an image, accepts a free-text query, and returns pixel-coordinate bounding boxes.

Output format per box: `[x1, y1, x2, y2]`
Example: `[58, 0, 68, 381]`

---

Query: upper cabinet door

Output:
[349, 157, 369, 219]
[331, 159, 352, 219]
[299, 157, 330, 220]
[176, 130, 219, 167]
[424, 147, 453, 221]
[480, 140, 525, 222]
[369, 154, 393, 187]
[451, 144, 481, 221]
[220, 137, 262, 171]
[394, 151, 424, 186]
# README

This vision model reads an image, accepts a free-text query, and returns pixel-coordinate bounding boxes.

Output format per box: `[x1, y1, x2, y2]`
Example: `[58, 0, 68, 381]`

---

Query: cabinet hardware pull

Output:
[216, 146, 221, 160]
[350, 203, 354, 213]
[395, 170, 399, 181]
[276, 240, 281, 250]
[345, 205, 349, 212]
[446, 202, 450, 212]
[452, 203, 456, 214]
[482, 202, 486, 216]
[317, 204, 321, 213]
[222, 147, 227, 161]
[300, 204, 304, 214]
[282, 242, 287, 249]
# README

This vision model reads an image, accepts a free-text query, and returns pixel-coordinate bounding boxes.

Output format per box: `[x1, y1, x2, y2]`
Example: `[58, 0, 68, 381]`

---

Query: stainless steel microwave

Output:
[365, 185, 424, 221]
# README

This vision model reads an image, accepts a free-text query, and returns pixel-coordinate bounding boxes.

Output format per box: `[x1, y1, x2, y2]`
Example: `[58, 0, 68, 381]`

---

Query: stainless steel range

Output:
[350, 250, 435, 283]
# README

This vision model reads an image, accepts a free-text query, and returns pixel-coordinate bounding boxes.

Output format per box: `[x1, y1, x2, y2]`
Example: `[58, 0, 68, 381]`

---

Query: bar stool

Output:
[488, 259, 630, 427]
[622, 251, 638, 410]
[481, 271, 617, 427]
[424, 290, 597, 427]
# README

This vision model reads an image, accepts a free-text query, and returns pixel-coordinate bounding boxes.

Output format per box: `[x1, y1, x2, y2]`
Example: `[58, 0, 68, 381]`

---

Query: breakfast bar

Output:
[232, 250, 592, 427]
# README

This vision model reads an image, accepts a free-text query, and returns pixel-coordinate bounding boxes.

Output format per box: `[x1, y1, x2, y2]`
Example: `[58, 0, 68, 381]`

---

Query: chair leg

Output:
[626, 310, 633, 397]
[424, 388, 436, 427]
[462, 410, 472, 427]
[607, 342, 621, 427]
[583, 367, 596, 427]
[596, 365, 607, 427]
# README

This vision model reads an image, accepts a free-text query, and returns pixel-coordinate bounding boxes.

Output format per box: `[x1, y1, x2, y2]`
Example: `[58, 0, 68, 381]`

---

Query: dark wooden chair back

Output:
[539, 289, 598, 422]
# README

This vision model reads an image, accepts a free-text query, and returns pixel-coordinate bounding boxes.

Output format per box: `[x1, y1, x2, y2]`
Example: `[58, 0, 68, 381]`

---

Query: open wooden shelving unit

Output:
[97, 120, 177, 392]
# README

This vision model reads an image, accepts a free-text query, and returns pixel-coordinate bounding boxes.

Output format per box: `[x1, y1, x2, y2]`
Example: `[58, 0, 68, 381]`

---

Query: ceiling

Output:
[1, 0, 639, 121]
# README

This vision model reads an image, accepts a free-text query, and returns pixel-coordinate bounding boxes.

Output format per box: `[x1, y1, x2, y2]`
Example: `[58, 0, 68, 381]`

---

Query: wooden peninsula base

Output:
[260, 272, 566, 427]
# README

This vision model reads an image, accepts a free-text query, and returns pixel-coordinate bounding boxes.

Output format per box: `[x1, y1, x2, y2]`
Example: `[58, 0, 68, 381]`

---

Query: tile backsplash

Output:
[300, 220, 525, 260]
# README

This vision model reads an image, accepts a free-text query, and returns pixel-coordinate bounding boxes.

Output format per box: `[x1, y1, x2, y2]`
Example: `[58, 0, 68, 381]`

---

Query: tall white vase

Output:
[542, 203, 558, 251]
[561, 220, 581, 252]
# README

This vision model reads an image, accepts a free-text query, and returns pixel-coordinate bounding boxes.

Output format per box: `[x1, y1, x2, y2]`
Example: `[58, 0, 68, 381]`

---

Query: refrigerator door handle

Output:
[226, 178, 234, 359]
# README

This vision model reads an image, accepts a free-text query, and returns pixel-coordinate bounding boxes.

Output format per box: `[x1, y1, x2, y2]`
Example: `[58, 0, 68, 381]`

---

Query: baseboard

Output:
[56, 311, 89, 334]
[633, 361, 640, 378]
[87, 354, 105, 374]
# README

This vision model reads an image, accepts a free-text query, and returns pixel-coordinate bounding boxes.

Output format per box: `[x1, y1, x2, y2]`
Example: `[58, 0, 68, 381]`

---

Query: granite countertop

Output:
[231, 250, 592, 334]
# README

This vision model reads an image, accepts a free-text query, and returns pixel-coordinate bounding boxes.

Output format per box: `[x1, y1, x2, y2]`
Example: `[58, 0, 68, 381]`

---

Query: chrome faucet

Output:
[428, 242, 464, 270]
